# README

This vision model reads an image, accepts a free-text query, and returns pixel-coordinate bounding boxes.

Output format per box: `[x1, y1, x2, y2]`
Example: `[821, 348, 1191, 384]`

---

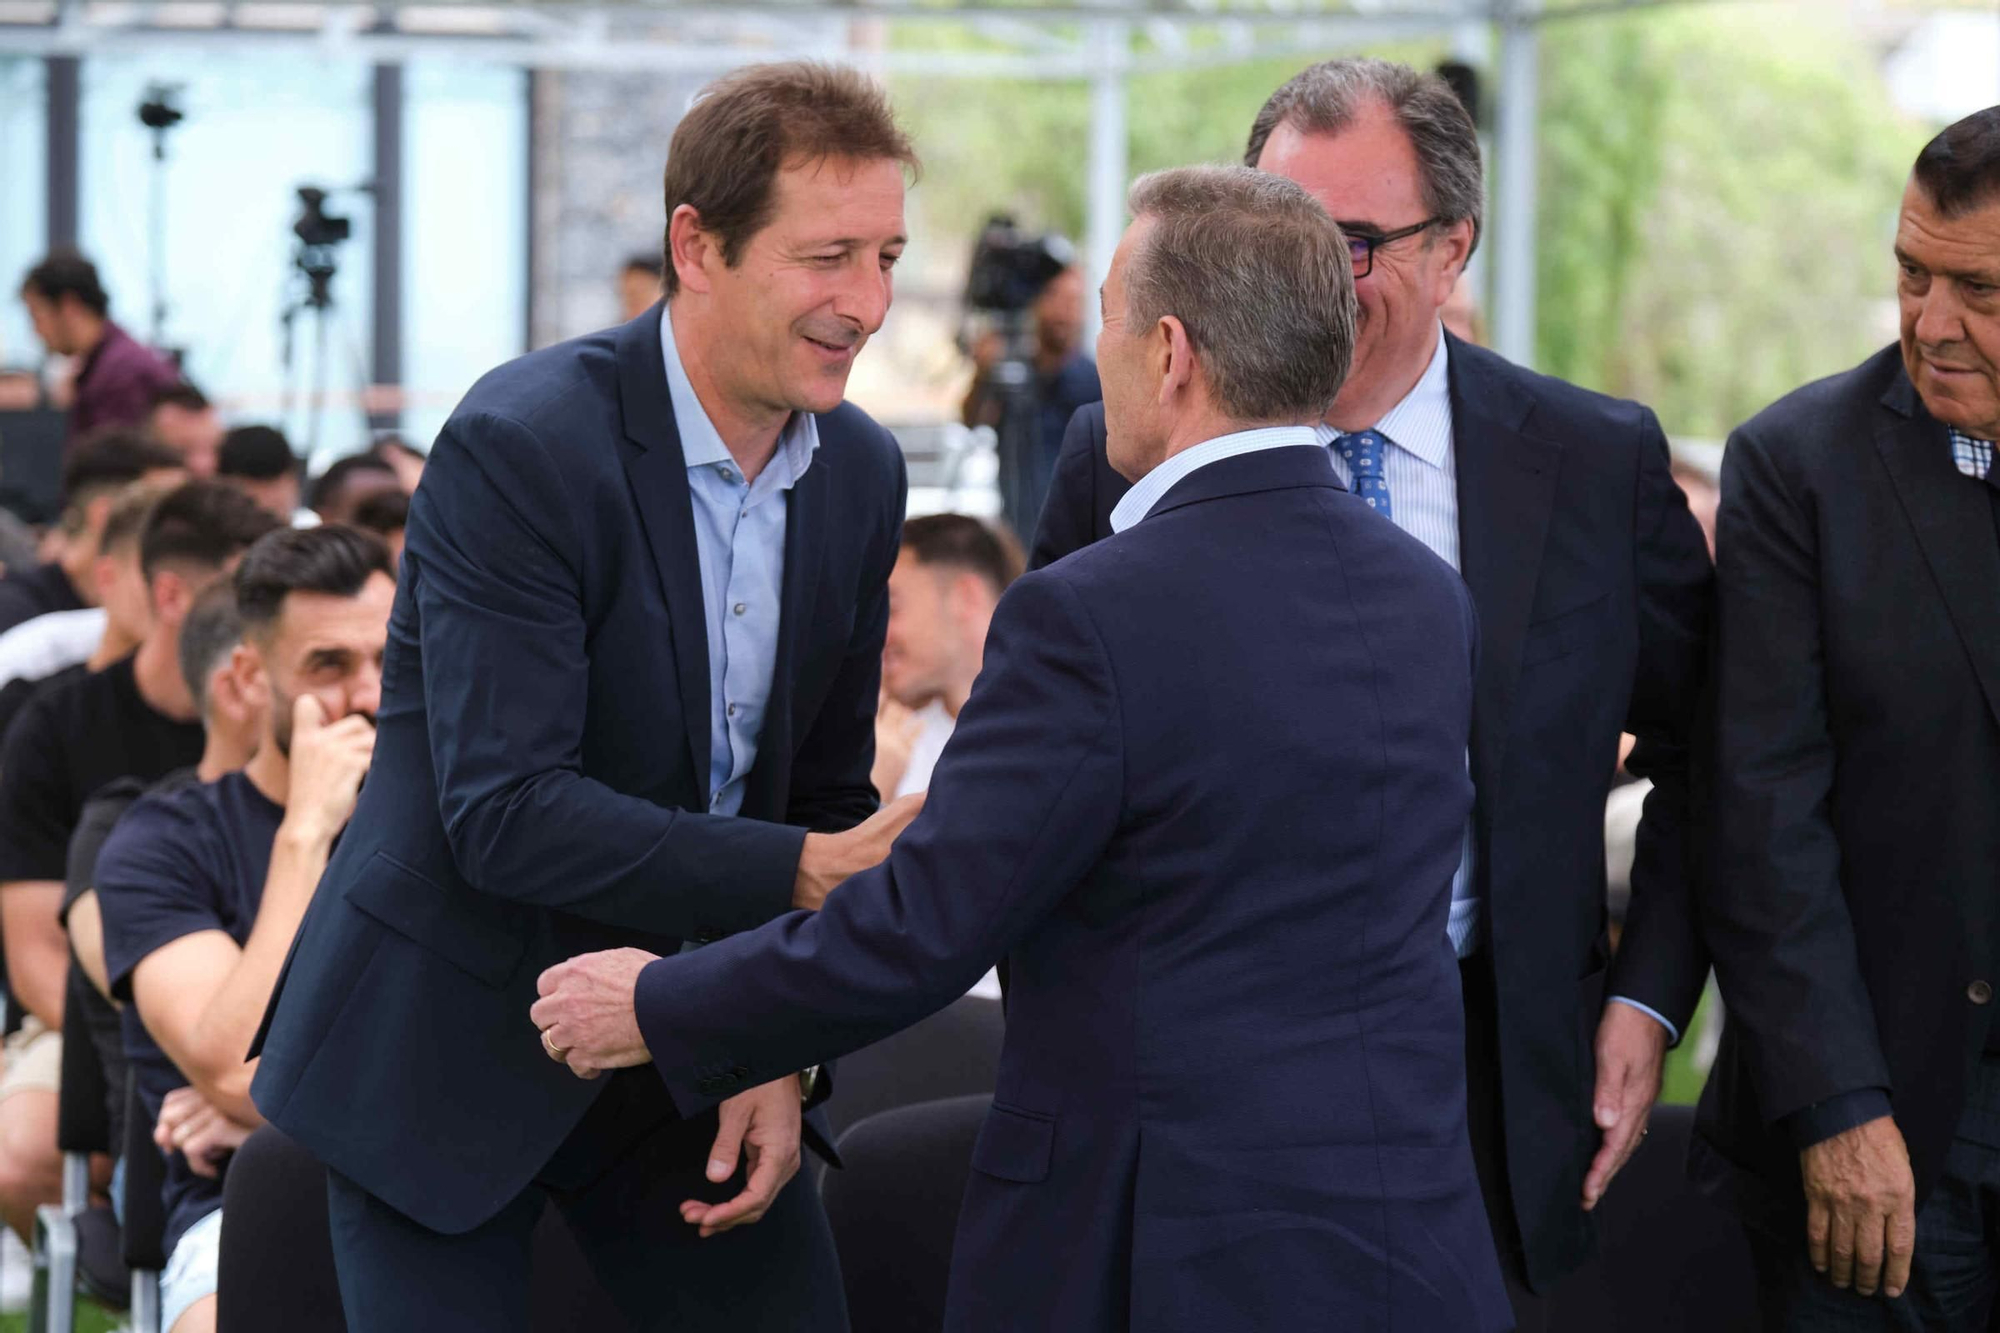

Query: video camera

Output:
[964, 215, 1073, 314]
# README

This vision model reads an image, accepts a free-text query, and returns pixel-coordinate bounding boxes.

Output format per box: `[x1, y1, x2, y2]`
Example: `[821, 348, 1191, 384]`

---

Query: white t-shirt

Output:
[0, 607, 105, 688]
[892, 700, 957, 801]
[888, 700, 1001, 999]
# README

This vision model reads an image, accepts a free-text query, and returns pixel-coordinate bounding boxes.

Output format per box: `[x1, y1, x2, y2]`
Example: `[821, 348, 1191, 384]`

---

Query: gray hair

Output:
[177, 579, 244, 719]
[1123, 165, 1356, 424]
[1244, 58, 1483, 258]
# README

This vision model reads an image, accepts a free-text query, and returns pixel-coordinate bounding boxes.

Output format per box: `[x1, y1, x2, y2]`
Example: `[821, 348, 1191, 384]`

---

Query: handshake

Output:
[529, 792, 926, 1078]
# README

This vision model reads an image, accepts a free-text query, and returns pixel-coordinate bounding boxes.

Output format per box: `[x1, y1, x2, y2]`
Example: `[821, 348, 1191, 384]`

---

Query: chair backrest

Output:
[217, 1123, 629, 1332]
[821, 1093, 990, 1333]
[55, 963, 110, 1155]
[1548, 1103, 1760, 1333]
[823, 995, 1004, 1141]
[119, 1071, 167, 1273]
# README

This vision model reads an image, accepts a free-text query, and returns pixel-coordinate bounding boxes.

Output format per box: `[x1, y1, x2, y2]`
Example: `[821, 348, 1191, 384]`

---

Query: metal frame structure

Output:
[0, 0, 1827, 373]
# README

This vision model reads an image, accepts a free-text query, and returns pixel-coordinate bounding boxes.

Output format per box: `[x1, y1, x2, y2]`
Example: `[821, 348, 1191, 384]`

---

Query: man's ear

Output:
[228, 641, 268, 715]
[1430, 218, 1477, 305]
[1154, 315, 1197, 408]
[668, 205, 719, 297]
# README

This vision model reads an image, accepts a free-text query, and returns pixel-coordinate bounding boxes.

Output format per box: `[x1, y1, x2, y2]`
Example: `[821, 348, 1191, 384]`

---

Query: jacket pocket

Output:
[1520, 591, 1611, 667]
[344, 851, 527, 989]
[970, 1102, 1056, 1184]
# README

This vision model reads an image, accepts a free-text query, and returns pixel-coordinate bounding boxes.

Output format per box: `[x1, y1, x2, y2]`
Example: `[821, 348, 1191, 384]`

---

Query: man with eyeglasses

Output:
[1032, 57, 1714, 1329]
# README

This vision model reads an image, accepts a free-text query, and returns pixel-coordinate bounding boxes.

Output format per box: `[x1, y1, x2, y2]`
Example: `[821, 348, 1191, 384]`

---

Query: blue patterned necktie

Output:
[1336, 429, 1394, 521]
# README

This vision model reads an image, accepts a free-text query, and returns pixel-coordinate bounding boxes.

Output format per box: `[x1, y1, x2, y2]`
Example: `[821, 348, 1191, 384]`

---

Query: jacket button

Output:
[1971, 981, 1993, 1005]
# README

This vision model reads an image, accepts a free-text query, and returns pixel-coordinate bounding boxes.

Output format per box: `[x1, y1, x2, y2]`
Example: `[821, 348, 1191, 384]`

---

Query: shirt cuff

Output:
[1786, 1089, 1894, 1151]
[1606, 994, 1680, 1046]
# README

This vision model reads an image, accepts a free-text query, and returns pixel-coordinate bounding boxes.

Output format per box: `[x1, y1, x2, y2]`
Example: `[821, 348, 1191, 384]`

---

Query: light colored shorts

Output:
[160, 1206, 224, 1333]
[0, 1018, 60, 1103]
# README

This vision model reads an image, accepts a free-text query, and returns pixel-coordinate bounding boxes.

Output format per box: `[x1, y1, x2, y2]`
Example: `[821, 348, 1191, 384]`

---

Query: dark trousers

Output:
[1746, 1055, 2000, 1333]
[1463, 950, 1556, 1333]
[325, 1068, 847, 1333]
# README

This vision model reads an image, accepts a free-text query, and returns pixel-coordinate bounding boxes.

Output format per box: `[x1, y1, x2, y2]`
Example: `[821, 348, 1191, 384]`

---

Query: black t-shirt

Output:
[0, 664, 82, 760]
[0, 563, 85, 636]
[62, 769, 199, 1151]
[95, 771, 285, 1256]
[1035, 354, 1102, 471]
[0, 655, 204, 884]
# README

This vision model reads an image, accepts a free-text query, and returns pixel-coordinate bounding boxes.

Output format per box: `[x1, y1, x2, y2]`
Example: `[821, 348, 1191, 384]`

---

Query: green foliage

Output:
[1535, 5, 1928, 434]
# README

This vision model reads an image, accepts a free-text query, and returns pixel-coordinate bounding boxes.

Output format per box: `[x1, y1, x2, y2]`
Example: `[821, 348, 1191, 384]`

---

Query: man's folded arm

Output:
[414, 413, 806, 940]
[1608, 415, 1717, 1039]
[1701, 422, 1890, 1123]
[635, 571, 1123, 1114]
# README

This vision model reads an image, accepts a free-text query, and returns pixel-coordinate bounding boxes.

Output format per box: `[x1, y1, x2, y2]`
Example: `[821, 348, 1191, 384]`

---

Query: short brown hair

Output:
[1124, 166, 1357, 425]
[1914, 106, 2000, 219]
[659, 62, 918, 298]
[901, 514, 1024, 596]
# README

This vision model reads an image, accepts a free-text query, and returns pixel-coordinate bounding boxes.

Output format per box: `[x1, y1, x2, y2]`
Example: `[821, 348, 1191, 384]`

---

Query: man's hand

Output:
[1801, 1115, 1916, 1299]
[530, 948, 660, 1078]
[680, 1077, 803, 1239]
[793, 793, 926, 911]
[153, 1086, 256, 1180]
[1582, 1002, 1669, 1211]
[281, 695, 375, 844]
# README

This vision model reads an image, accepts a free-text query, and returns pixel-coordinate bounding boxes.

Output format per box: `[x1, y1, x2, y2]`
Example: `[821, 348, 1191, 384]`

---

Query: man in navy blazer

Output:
[1033, 61, 1714, 1324]
[250, 64, 922, 1331]
[537, 166, 1512, 1332]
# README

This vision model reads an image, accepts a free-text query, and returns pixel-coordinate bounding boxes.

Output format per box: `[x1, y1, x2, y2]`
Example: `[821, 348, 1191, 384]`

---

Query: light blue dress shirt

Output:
[660, 307, 819, 817]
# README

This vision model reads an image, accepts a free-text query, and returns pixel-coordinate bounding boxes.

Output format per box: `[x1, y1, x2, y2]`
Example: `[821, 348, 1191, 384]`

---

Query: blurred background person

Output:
[218, 426, 304, 521]
[370, 435, 427, 495]
[872, 512, 1021, 802]
[18, 252, 181, 451]
[0, 431, 183, 636]
[350, 488, 408, 566]
[147, 383, 224, 478]
[305, 452, 400, 527]
[961, 261, 1100, 536]
[618, 254, 664, 322]
[0, 481, 278, 1243]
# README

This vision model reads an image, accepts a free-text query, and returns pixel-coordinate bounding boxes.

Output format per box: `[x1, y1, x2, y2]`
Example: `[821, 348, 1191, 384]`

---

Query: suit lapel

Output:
[616, 306, 712, 791]
[1874, 374, 2000, 730]
[741, 449, 830, 819]
[1448, 339, 1564, 796]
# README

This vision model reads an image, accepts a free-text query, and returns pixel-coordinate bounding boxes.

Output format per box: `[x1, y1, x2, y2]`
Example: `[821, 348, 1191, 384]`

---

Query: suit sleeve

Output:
[1604, 413, 1715, 1035]
[410, 412, 806, 940]
[1700, 421, 1890, 1123]
[635, 571, 1123, 1112]
[786, 437, 906, 834]
[1027, 405, 1103, 570]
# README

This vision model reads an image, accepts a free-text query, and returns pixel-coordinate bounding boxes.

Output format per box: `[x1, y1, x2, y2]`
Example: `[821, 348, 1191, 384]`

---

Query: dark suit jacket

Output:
[1692, 345, 2000, 1231]
[1032, 335, 1715, 1291]
[635, 446, 1512, 1333]
[250, 307, 905, 1234]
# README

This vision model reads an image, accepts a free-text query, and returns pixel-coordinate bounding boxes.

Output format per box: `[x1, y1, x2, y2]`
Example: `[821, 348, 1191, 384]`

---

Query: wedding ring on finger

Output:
[542, 1028, 569, 1062]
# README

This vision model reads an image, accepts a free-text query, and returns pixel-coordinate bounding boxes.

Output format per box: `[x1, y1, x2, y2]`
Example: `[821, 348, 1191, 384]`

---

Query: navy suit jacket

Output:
[635, 446, 1512, 1332]
[1032, 335, 1715, 1290]
[250, 308, 905, 1234]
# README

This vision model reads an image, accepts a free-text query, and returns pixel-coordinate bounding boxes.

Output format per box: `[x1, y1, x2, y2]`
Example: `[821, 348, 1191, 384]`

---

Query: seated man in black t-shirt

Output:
[0, 430, 183, 636]
[0, 481, 278, 1242]
[64, 582, 265, 1153]
[97, 526, 392, 1333]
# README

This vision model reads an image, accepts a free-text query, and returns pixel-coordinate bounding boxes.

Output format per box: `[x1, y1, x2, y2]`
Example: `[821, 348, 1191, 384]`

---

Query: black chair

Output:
[820, 1093, 989, 1333]
[1550, 1102, 1760, 1333]
[217, 1123, 630, 1332]
[120, 1071, 166, 1333]
[822, 995, 1004, 1143]
[29, 965, 131, 1333]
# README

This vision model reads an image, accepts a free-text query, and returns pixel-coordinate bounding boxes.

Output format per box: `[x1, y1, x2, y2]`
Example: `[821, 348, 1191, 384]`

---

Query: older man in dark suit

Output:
[1033, 58, 1714, 1327]
[537, 164, 1511, 1333]
[1695, 106, 2000, 1330]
